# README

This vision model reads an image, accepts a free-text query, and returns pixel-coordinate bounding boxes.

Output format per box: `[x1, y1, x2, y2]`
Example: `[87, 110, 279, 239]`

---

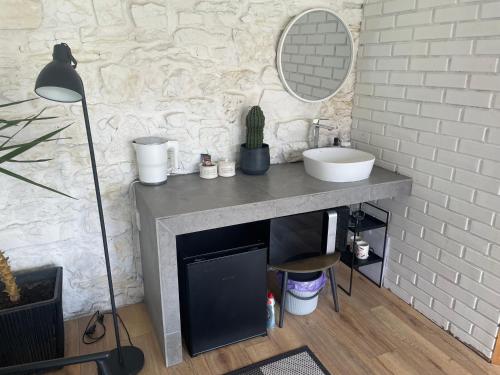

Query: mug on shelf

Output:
[355, 240, 370, 260]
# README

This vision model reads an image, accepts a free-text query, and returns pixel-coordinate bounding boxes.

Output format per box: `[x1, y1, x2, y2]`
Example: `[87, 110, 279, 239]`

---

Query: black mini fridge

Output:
[177, 222, 269, 356]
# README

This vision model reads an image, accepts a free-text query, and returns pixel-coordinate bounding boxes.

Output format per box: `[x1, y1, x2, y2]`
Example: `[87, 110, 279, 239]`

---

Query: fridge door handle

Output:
[326, 209, 338, 254]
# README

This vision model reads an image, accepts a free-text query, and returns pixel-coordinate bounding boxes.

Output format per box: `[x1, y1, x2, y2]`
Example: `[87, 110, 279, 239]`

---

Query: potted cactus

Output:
[240, 106, 270, 175]
[0, 99, 70, 369]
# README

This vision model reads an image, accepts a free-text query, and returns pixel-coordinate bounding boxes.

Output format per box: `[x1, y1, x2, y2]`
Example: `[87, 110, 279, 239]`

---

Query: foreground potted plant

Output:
[0, 99, 71, 369]
[240, 105, 270, 175]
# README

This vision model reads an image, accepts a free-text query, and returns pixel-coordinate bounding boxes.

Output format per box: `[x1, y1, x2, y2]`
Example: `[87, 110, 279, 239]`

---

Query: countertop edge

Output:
[154, 177, 411, 235]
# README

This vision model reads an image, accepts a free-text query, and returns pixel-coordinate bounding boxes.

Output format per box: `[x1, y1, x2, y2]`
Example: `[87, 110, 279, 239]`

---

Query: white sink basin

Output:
[303, 148, 375, 182]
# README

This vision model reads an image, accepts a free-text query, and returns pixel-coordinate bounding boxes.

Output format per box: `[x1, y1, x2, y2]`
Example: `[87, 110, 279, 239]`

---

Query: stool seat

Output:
[271, 252, 341, 328]
[271, 252, 340, 273]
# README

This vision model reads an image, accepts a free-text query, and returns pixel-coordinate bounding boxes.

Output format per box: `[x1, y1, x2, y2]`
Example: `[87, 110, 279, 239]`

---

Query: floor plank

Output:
[493, 336, 500, 365]
[45, 265, 499, 374]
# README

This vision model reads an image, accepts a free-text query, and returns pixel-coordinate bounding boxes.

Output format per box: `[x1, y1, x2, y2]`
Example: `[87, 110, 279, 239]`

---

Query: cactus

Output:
[245, 106, 265, 149]
[0, 251, 20, 303]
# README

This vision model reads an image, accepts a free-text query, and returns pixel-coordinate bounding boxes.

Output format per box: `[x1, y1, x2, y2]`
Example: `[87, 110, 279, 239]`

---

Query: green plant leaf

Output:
[0, 166, 75, 199]
[0, 137, 71, 151]
[0, 98, 37, 108]
[0, 124, 71, 164]
[0, 100, 73, 199]
[7, 158, 53, 163]
[1, 108, 48, 148]
[0, 116, 57, 123]
[0, 119, 26, 130]
[0, 116, 58, 131]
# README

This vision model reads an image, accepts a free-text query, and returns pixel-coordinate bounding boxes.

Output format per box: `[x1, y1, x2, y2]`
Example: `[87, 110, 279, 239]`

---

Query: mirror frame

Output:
[276, 8, 354, 103]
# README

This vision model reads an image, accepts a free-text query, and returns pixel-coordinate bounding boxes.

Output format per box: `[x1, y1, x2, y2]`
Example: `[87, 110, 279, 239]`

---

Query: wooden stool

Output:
[270, 252, 341, 328]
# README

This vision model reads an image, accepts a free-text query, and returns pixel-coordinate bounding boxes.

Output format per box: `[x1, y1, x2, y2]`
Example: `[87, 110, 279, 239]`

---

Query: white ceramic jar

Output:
[200, 164, 218, 179]
[218, 160, 236, 177]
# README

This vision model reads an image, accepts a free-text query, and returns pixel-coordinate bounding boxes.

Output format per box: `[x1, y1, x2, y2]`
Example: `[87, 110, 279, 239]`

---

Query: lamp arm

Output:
[81, 94, 123, 364]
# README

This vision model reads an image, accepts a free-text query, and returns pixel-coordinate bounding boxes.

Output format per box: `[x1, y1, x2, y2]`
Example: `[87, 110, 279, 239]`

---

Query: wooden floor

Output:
[48, 265, 500, 375]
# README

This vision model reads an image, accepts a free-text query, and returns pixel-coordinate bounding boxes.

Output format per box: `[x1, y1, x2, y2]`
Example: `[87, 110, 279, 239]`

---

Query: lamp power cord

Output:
[82, 310, 133, 347]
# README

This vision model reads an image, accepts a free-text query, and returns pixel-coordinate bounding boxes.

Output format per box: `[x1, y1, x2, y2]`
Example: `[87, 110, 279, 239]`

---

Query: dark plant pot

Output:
[240, 143, 270, 175]
[0, 267, 64, 372]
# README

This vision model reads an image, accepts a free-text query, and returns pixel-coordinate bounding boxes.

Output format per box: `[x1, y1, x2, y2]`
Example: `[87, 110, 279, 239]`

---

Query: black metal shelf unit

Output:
[338, 202, 389, 296]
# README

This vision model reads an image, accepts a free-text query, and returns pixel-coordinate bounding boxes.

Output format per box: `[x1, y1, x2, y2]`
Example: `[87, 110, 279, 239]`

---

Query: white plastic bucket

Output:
[280, 272, 326, 316]
[285, 289, 319, 315]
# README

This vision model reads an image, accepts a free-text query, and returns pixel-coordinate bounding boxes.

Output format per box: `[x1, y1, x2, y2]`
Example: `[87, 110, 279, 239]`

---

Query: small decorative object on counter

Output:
[218, 159, 236, 177]
[199, 154, 218, 179]
[267, 291, 276, 329]
[201, 153, 212, 166]
[240, 106, 270, 175]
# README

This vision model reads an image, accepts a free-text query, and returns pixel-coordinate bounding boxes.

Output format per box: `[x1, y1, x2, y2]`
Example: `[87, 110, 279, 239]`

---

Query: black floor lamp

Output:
[8, 43, 145, 374]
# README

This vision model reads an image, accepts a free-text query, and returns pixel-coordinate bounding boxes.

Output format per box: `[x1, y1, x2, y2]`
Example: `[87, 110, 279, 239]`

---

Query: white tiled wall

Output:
[353, 0, 500, 359]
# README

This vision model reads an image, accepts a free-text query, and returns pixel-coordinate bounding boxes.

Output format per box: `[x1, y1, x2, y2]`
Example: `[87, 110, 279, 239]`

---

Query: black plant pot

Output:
[240, 143, 270, 175]
[0, 267, 64, 372]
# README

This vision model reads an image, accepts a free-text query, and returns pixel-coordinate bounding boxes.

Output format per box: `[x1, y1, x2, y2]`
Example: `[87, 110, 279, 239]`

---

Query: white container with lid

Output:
[218, 160, 236, 177]
[133, 137, 179, 185]
[200, 164, 218, 179]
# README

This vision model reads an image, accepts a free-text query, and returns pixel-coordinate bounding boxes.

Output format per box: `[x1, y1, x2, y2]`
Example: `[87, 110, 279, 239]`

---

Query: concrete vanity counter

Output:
[134, 162, 412, 366]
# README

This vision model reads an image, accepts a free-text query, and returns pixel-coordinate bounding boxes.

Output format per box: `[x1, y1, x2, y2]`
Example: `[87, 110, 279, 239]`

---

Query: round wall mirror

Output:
[277, 8, 354, 103]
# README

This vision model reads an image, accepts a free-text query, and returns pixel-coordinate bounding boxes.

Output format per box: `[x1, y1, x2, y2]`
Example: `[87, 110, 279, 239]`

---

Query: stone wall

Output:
[0, 0, 361, 317]
[353, 0, 500, 359]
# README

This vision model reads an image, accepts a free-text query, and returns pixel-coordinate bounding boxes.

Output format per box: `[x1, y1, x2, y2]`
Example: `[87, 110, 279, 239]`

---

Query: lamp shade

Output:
[35, 43, 84, 103]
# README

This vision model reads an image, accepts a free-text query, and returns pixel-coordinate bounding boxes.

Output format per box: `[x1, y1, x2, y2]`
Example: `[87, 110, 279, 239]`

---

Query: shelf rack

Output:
[338, 202, 389, 296]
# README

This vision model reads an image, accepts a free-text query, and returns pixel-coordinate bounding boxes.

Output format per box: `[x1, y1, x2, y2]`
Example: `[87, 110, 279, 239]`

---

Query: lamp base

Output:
[99, 346, 144, 375]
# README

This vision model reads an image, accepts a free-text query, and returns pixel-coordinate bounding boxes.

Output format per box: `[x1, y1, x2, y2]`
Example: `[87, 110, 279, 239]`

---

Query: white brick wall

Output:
[355, 0, 500, 359]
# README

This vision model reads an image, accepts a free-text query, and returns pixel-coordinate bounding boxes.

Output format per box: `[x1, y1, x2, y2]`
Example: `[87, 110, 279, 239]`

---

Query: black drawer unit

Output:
[177, 221, 269, 356]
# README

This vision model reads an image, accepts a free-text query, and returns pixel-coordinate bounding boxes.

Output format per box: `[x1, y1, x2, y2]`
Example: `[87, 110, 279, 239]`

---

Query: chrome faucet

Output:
[312, 118, 336, 148]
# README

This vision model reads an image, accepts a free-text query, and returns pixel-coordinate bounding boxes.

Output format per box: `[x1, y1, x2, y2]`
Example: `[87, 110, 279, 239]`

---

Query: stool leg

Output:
[328, 267, 340, 312]
[279, 272, 288, 328]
